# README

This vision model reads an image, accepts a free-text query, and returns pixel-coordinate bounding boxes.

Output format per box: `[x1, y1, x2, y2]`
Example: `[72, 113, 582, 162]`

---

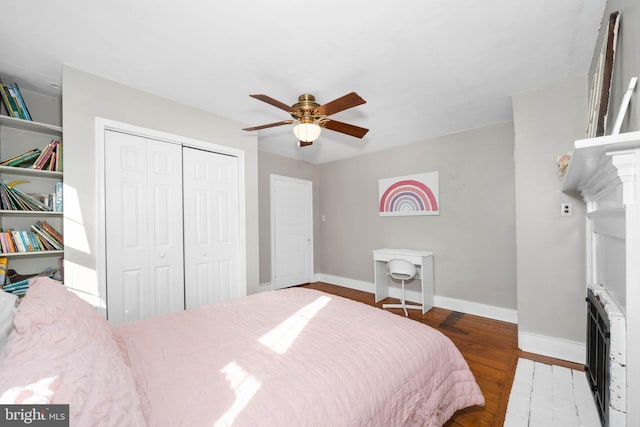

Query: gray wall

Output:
[592, 0, 640, 135]
[512, 76, 588, 345]
[62, 66, 260, 307]
[317, 123, 517, 309]
[257, 151, 319, 285]
[16, 88, 61, 127]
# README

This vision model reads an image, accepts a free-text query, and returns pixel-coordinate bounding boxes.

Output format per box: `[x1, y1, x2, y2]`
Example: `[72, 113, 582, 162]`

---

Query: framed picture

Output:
[378, 172, 439, 216]
[586, 11, 620, 138]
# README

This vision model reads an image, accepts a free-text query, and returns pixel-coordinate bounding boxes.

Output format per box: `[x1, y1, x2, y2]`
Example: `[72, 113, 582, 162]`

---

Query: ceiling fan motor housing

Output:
[291, 94, 321, 122]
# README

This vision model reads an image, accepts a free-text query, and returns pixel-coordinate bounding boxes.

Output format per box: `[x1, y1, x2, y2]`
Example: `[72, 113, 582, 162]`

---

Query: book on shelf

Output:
[0, 232, 13, 253]
[10, 184, 51, 211]
[0, 85, 12, 117]
[0, 232, 14, 253]
[0, 223, 63, 254]
[0, 148, 42, 168]
[54, 182, 63, 211]
[0, 84, 20, 119]
[0, 81, 32, 121]
[12, 83, 32, 121]
[0, 257, 7, 285]
[2, 278, 30, 295]
[2, 267, 58, 296]
[0, 184, 25, 210]
[31, 139, 62, 171]
[38, 221, 63, 243]
[55, 143, 62, 171]
[0, 140, 63, 172]
[31, 221, 63, 250]
[11, 231, 25, 252]
[0, 181, 52, 211]
[27, 193, 54, 210]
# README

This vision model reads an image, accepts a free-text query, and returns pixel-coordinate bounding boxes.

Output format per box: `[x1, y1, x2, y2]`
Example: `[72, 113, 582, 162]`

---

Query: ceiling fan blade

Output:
[322, 119, 369, 139]
[316, 92, 366, 116]
[249, 94, 293, 113]
[243, 120, 293, 131]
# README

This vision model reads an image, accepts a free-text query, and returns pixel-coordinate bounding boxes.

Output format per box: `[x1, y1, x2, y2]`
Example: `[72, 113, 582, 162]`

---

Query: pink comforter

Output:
[113, 288, 483, 426]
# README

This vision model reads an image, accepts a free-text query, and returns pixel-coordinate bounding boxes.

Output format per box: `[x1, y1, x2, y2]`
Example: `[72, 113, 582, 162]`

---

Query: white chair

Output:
[382, 258, 421, 317]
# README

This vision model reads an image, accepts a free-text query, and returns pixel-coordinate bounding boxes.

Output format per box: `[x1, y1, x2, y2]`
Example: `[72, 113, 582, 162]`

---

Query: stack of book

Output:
[3, 278, 30, 295]
[0, 82, 32, 121]
[0, 221, 63, 254]
[0, 140, 63, 172]
[31, 221, 63, 250]
[1, 266, 59, 296]
[0, 148, 41, 168]
[0, 182, 51, 211]
[31, 140, 62, 171]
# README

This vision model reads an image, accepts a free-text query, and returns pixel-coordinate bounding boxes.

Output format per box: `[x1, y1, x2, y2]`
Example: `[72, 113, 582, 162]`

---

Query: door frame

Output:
[95, 118, 247, 316]
[270, 174, 314, 288]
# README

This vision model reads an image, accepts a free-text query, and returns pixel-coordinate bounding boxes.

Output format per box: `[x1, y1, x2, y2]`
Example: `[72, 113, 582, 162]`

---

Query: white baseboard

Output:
[519, 331, 585, 364]
[314, 273, 374, 293]
[314, 273, 518, 324]
[434, 295, 518, 324]
[258, 282, 274, 292]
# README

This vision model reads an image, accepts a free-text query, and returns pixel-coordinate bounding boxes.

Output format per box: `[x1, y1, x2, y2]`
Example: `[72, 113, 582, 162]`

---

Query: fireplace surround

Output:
[562, 130, 640, 426]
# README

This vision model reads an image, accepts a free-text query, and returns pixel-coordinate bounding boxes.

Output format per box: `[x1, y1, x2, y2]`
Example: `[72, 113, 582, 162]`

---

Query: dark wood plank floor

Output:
[300, 282, 583, 427]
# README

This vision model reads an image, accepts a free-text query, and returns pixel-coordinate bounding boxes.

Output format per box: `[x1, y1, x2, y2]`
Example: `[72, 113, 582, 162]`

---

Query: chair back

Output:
[387, 259, 418, 281]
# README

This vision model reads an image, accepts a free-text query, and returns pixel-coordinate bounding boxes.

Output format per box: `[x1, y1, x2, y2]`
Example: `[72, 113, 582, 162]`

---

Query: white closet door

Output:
[183, 147, 243, 308]
[105, 131, 185, 324]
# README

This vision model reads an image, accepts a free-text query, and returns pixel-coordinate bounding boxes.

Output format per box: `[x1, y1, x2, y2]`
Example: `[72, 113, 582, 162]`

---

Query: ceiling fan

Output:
[243, 92, 369, 147]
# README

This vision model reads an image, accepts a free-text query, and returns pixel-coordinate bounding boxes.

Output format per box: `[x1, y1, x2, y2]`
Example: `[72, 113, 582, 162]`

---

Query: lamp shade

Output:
[293, 122, 321, 142]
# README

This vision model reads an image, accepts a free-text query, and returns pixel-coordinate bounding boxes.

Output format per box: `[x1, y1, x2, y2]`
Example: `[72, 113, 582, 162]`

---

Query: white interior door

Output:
[271, 174, 313, 289]
[105, 130, 185, 324]
[183, 147, 243, 308]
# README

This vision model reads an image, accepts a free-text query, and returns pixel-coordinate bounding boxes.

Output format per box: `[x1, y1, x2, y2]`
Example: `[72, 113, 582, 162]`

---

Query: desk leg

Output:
[421, 256, 434, 313]
[374, 260, 388, 303]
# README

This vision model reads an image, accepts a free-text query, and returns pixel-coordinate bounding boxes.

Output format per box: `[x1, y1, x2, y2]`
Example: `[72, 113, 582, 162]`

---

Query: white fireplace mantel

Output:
[563, 130, 640, 207]
[563, 130, 640, 427]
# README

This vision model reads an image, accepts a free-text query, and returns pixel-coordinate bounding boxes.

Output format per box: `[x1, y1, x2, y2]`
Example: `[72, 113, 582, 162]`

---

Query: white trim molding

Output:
[434, 295, 518, 324]
[314, 273, 518, 324]
[258, 282, 274, 292]
[519, 331, 585, 364]
[314, 273, 374, 294]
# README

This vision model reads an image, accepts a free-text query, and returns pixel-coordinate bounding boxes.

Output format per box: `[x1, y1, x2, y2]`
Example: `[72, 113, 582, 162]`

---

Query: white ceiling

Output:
[0, 0, 606, 164]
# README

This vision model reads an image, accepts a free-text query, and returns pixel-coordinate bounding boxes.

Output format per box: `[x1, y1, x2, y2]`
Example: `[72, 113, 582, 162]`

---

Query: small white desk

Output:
[373, 248, 434, 314]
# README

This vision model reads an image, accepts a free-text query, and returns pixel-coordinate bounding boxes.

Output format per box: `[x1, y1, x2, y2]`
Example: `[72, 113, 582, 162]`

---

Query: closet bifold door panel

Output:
[105, 130, 185, 324]
[183, 147, 243, 309]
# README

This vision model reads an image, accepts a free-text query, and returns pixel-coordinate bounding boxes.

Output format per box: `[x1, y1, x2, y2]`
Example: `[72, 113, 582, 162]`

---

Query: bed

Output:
[0, 277, 484, 426]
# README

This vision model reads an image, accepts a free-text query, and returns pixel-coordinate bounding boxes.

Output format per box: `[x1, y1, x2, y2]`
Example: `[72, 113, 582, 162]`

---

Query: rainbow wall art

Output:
[378, 172, 439, 216]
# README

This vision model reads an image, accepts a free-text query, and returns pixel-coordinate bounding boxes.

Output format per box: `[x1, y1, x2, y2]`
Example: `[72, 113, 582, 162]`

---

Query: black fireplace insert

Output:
[586, 287, 609, 427]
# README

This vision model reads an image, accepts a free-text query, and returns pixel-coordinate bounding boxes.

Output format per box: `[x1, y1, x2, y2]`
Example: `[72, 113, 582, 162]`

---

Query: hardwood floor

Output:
[300, 282, 583, 427]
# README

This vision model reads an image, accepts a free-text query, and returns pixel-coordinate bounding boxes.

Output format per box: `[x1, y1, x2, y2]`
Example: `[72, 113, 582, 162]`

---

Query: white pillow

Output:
[0, 291, 18, 352]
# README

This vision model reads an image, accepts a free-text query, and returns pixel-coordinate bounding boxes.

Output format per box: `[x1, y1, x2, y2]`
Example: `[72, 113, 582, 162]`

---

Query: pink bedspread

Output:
[113, 288, 483, 426]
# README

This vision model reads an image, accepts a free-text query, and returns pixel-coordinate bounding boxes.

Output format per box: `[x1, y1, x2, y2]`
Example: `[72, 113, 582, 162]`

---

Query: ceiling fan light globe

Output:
[293, 122, 321, 142]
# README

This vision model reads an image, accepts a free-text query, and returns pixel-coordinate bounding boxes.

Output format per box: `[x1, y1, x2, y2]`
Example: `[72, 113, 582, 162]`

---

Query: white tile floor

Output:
[504, 359, 601, 427]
